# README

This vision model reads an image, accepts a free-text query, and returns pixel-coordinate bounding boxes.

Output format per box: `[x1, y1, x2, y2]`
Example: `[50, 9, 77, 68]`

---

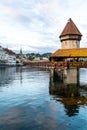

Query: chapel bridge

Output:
[24, 18, 87, 69]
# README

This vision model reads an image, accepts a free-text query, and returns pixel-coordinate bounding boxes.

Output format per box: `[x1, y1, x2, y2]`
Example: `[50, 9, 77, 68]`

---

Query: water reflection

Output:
[49, 68, 87, 117]
[16, 67, 23, 84]
[0, 67, 87, 129]
[0, 67, 16, 87]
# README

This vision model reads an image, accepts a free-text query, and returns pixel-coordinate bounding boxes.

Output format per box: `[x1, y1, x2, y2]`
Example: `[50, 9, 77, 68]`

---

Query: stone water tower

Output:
[59, 18, 82, 49]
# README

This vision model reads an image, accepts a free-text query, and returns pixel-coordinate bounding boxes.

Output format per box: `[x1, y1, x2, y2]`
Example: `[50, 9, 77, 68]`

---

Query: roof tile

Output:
[50, 48, 87, 57]
[60, 18, 82, 38]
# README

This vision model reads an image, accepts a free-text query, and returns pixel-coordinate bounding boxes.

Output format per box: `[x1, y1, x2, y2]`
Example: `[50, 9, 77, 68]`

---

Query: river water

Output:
[0, 67, 87, 130]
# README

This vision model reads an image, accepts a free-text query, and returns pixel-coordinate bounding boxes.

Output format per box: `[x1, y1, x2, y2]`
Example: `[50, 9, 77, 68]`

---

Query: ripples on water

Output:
[0, 67, 87, 130]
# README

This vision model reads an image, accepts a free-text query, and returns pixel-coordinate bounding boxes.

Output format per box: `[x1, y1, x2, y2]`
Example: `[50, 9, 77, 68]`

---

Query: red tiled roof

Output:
[59, 18, 82, 38]
[4, 48, 16, 55]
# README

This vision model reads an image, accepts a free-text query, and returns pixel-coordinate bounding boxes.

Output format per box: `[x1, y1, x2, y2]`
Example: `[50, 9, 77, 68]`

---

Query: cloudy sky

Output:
[0, 0, 87, 53]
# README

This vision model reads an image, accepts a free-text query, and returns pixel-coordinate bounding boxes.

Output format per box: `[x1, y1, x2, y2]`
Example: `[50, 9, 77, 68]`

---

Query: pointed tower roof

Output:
[59, 18, 82, 38]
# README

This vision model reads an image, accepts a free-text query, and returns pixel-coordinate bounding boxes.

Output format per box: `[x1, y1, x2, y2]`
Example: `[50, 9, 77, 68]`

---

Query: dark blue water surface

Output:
[0, 67, 87, 130]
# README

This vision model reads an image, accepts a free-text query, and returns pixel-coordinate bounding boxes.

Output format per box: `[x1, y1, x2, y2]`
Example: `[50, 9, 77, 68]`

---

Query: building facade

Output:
[0, 46, 16, 66]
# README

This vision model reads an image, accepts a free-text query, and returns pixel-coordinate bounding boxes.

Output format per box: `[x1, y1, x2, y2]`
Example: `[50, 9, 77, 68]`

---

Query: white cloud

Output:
[0, 0, 87, 53]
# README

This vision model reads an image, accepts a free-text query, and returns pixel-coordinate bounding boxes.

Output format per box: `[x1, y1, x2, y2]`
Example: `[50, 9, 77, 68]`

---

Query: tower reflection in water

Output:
[49, 68, 87, 117]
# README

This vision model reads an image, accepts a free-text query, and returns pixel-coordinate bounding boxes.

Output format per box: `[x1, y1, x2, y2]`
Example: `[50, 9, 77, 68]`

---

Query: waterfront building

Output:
[0, 46, 8, 63]
[4, 48, 16, 66]
[0, 46, 16, 66]
[50, 18, 87, 61]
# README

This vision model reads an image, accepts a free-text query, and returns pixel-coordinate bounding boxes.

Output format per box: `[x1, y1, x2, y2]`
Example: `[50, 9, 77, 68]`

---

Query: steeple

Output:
[59, 18, 82, 49]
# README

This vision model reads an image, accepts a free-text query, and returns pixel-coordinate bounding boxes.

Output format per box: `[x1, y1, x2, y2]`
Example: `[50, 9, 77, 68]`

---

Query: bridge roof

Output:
[50, 48, 87, 58]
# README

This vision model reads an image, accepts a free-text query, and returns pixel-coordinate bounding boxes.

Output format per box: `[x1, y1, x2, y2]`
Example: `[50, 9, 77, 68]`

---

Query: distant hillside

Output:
[26, 52, 52, 58]
[25, 52, 52, 61]
[41, 53, 52, 58]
